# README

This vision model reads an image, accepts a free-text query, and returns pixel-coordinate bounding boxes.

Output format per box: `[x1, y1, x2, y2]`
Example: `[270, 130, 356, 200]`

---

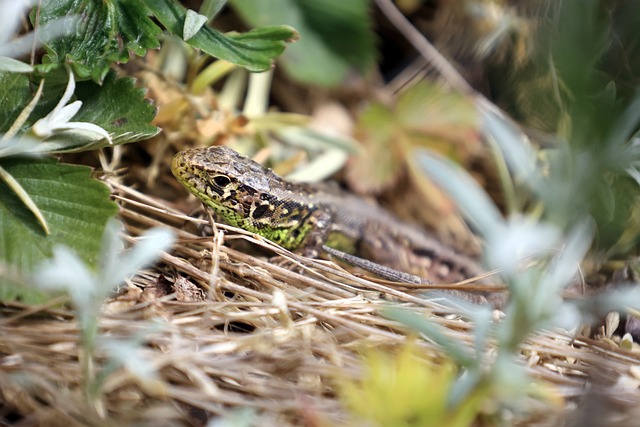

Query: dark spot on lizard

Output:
[286, 212, 301, 223]
[290, 228, 301, 240]
[241, 185, 256, 196]
[252, 204, 269, 219]
[209, 185, 224, 197]
[412, 247, 436, 259]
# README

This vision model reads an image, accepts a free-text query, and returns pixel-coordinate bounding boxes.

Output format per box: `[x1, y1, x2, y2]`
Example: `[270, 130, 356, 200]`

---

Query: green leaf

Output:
[0, 57, 33, 73]
[33, 0, 161, 83]
[143, 0, 297, 73]
[0, 164, 49, 235]
[230, 0, 375, 86]
[0, 157, 118, 303]
[0, 72, 33, 134]
[347, 102, 405, 193]
[70, 71, 159, 148]
[0, 70, 158, 153]
[347, 82, 481, 193]
[200, 0, 227, 21]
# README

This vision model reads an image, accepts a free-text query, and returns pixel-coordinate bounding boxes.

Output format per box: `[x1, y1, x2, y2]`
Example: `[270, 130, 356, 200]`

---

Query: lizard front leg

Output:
[267, 210, 331, 271]
[295, 209, 332, 258]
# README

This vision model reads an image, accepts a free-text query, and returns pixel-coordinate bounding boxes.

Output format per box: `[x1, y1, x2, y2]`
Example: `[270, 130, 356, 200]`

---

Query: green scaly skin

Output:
[171, 146, 485, 284]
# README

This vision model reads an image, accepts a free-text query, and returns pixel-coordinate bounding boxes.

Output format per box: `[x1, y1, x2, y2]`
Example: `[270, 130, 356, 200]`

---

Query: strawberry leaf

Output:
[33, 0, 161, 83]
[143, 0, 298, 72]
[0, 158, 118, 303]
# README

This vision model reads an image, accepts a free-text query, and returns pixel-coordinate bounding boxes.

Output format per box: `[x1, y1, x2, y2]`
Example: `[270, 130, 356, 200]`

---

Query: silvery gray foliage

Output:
[385, 106, 640, 409]
[99, 320, 166, 384]
[0, 137, 41, 157]
[33, 219, 174, 327]
[0, 0, 77, 59]
[32, 219, 174, 389]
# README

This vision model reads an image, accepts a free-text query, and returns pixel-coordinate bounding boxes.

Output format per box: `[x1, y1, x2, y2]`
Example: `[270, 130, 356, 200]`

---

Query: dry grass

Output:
[2, 165, 640, 426]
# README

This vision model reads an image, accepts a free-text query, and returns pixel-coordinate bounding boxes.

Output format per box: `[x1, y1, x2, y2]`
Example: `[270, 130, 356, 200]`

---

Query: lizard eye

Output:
[212, 175, 231, 188]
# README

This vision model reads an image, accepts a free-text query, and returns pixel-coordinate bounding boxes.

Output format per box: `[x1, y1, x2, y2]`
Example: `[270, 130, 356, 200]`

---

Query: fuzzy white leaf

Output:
[608, 89, 640, 147]
[417, 150, 504, 236]
[537, 221, 594, 299]
[0, 16, 77, 58]
[33, 246, 97, 323]
[0, 137, 42, 158]
[103, 228, 174, 289]
[98, 219, 125, 293]
[0, 56, 33, 73]
[102, 338, 158, 380]
[485, 217, 562, 275]
[482, 108, 538, 182]
[547, 302, 582, 331]
[0, 0, 32, 44]
[184, 9, 208, 41]
[31, 70, 113, 144]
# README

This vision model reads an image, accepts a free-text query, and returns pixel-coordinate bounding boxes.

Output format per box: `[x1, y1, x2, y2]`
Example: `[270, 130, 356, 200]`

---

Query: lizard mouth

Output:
[171, 151, 210, 200]
[171, 152, 192, 188]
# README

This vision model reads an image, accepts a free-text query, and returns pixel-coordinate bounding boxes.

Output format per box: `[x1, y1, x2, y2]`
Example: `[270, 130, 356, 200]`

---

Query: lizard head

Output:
[172, 145, 320, 251]
[172, 146, 282, 228]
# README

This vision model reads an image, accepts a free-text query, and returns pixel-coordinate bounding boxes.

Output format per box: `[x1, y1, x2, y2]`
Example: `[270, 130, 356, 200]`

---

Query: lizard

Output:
[171, 146, 488, 285]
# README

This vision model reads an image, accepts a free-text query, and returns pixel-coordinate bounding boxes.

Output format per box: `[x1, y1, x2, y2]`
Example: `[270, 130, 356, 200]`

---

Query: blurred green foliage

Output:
[230, 0, 376, 86]
[486, 0, 640, 257]
[336, 341, 488, 427]
[543, 0, 640, 256]
[381, 0, 640, 422]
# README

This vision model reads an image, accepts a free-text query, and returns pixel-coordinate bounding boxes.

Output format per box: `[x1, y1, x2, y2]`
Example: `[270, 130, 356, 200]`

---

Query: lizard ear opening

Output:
[212, 175, 232, 188]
